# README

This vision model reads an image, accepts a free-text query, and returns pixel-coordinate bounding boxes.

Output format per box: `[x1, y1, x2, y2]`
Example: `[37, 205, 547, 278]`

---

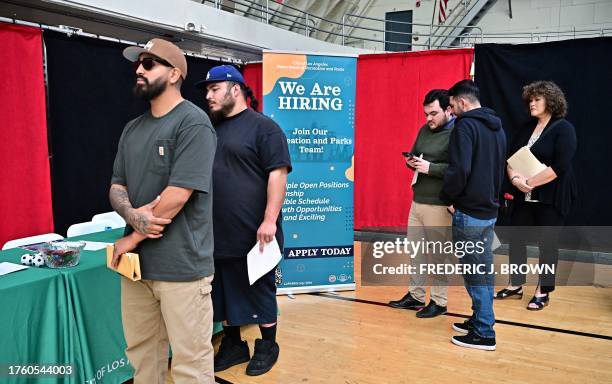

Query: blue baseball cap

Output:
[194, 65, 245, 89]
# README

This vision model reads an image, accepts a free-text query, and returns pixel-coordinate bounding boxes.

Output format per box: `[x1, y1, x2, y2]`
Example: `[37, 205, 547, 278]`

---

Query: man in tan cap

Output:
[109, 38, 217, 383]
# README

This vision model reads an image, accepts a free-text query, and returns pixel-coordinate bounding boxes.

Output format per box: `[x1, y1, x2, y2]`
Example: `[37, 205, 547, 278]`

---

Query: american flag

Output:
[438, 0, 449, 23]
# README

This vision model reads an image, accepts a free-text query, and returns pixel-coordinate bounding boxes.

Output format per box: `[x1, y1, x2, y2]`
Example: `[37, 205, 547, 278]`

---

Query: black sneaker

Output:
[246, 339, 279, 376]
[452, 319, 474, 334]
[214, 337, 250, 372]
[416, 300, 447, 318]
[451, 330, 496, 351]
[388, 293, 425, 310]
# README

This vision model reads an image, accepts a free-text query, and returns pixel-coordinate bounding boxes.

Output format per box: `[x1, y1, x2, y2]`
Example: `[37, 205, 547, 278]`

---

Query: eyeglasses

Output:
[132, 57, 173, 72]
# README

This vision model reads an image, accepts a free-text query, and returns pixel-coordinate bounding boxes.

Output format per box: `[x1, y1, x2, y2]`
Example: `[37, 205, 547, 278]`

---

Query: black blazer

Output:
[507, 118, 578, 216]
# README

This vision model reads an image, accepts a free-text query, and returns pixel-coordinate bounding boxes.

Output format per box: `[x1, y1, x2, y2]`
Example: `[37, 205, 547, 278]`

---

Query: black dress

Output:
[507, 118, 577, 293]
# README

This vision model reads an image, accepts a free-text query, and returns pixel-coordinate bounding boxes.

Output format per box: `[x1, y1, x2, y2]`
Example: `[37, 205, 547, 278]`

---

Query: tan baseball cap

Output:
[123, 38, 188, 79]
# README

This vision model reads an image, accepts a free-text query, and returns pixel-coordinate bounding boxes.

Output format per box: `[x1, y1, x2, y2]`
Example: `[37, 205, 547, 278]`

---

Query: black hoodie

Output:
[440, 107, 506, 220]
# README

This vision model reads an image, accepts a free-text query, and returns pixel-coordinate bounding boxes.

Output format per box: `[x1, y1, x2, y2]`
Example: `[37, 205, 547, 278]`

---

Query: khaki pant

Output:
[408, 202, 452, 306]
[121, 275, 215, 384]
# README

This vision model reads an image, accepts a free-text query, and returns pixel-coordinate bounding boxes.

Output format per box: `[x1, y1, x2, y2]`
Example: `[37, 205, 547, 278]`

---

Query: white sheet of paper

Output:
[247, 238, 282, 285]
[411, 154, 423, 186]
[0, 262, 28, 276]
[83, 241, 113, 251]
[491, 231, 502, 251]
[507, 146, 547, 178]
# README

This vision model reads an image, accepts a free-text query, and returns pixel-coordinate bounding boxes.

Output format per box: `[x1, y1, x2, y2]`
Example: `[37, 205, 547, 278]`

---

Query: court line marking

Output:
[309, 292, 612, 341]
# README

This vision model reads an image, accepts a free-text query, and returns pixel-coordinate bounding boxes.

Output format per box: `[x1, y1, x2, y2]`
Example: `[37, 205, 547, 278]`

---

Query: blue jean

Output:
[452, 209, 497, 338]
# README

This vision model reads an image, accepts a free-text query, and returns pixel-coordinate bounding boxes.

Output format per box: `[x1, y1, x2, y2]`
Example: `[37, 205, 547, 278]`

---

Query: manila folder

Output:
[106, 245, 141, 281]
[507, 146, 547, 178]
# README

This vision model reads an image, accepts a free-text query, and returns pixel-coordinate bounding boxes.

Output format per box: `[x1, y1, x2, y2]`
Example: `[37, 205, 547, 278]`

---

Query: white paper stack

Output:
[0, 262, 28, 276]
[83, 241, 113, 251]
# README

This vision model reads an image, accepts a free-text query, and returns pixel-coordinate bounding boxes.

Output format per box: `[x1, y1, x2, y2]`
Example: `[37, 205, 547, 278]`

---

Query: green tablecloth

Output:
[0, 228, 221, 384]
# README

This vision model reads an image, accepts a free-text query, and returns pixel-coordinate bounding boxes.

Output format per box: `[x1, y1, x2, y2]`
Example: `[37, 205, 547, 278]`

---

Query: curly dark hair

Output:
[522, 81, 568, 118]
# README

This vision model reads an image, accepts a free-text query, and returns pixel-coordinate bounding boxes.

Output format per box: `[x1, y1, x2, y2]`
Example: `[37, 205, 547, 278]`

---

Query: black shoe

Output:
[416, 300, 447, 318]
[452, 319, 474, 334]
[246, 339, 280, 376]
[388, 293, 425, 310]
[495, 287, 523, 300]
[214, 337, 250, 372]
[527, 294, 549, 311]
[451, 330, 496, 351]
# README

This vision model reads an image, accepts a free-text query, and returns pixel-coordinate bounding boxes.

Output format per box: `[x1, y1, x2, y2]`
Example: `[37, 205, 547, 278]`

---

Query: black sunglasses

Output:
[132, 57, 173, 72]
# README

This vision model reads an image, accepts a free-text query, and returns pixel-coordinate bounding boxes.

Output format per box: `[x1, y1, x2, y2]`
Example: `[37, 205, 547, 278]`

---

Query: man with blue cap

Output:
[195, 65, 292, 376]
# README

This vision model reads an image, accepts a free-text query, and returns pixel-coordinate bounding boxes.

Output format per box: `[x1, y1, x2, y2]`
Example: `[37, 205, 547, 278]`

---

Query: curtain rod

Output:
[0, 16, 243, 65]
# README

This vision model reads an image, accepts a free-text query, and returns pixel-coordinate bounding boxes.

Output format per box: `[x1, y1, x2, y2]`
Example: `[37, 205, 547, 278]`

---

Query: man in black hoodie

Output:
[440, 80, 506, 351]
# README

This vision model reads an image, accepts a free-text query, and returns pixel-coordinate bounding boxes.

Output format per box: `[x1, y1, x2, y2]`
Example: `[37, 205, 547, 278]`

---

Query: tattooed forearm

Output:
[109, 184, 133, 219]
[109, 184, 141, 231]
[131, 213, 149, 234]
[109, 184, 153, 234]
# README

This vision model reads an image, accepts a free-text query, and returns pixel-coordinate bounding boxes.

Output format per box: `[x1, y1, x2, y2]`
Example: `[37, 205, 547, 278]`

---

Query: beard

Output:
[429, 116, 449, 130]
[133, 76, 167, 101]
[452, 107, 464, 116]
[208, 94, 236, 123]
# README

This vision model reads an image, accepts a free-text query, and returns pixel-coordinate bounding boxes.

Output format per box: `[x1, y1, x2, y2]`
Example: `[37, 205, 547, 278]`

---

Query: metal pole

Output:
[429, 0, 438, 49]
[383, 19, 386, 50]
[266, 0, 269, 24]
[342, 14, 346, 46]
[305, 13, 309, 36]
[261, 0, 264, 22]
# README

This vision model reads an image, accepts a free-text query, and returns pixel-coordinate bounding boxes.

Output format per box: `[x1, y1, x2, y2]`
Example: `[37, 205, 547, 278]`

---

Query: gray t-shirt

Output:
[111, 100, 216, 281]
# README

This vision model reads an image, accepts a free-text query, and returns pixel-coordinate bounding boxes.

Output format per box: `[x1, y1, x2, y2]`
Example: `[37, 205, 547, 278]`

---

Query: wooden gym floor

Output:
[210, 241, 612, 384]
[212, 288, 611, 384]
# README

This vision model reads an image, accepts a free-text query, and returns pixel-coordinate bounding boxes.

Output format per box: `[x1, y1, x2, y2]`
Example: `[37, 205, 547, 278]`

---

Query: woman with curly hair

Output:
[495, 81, 577, 310]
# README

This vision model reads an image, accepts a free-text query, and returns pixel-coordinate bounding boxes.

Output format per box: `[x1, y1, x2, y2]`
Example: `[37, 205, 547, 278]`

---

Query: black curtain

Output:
[475, 37, 612, 226]
[44, 31, 221, 234]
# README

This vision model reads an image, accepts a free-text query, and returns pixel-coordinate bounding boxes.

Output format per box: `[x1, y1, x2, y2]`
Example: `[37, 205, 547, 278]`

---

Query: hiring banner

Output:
[263, 51, 357, 293]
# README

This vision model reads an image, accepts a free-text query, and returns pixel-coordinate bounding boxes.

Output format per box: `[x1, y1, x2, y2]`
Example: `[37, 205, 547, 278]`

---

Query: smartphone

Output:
[402, 151, 414, 158]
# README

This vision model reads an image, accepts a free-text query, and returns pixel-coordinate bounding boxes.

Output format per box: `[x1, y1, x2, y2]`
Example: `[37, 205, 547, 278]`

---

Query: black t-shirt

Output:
[213, 108, 292, 259]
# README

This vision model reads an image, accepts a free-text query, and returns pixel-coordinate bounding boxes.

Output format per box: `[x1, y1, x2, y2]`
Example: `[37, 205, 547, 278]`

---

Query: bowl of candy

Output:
[39, 241, 85, 268]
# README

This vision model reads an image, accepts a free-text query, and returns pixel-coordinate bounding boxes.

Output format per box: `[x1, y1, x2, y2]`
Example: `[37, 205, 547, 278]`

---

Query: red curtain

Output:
[243, 62, 263, 111]
[354, 49, 473, 229]
[0, 23, 54, 246]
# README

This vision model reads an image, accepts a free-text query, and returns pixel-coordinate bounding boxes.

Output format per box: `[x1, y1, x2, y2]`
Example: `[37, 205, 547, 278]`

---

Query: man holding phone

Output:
[388, 89, 455, 318]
